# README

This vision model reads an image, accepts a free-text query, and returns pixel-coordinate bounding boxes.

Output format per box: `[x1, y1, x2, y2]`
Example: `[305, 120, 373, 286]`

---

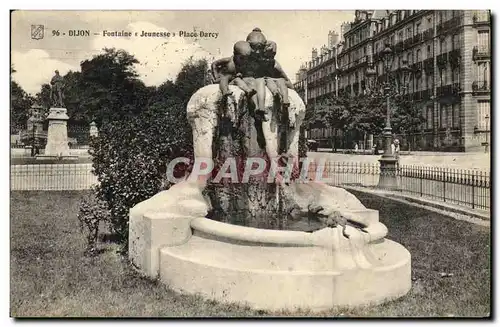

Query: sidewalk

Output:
[342, 185, 490, 226]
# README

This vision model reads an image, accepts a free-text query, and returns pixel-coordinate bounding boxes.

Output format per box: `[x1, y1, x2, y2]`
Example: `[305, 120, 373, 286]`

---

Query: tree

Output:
[391, 95, 426, 151]
[77, 48, 149, 124]
[11, 80, 34, 128]
[34, 84, 51, 113]
[310, 95, 351, 151]
[309, 92, 386, 151]
[174, 57, 209, 105]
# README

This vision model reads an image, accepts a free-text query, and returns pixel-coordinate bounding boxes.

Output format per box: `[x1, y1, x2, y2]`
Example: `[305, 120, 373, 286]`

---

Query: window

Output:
[416, 22, 421, 34]
[452, 103, 460, 128]
[399, 31, 404, 41]
[440, 38, 447, 53]
[416, 48, 421, 62]
[478, 30, 490, 52]
[440, 104, 448, 128]
[427, 16, 432, 26]
[407, 52, 413, 64]
[452, 67, 460, 83]
[477, 100, 490, 130]
[477, 62, 490, 83]
[426, 73, 433, 90]
[439, 68, 446, 86]
[406, 27, 412, 38]
[416, 75, 422, 91]
[426, 106, 433, 129]
[427, 44, 432, 57]
[452, 34, 460, 50]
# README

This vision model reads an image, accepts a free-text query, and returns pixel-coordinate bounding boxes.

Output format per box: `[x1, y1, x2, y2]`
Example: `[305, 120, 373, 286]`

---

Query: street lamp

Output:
[31, 124, 36, 157]
[366, 42, 413, 189]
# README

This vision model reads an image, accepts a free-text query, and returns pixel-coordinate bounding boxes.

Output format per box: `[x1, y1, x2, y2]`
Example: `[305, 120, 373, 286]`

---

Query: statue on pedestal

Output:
[50, 70, 65, 107]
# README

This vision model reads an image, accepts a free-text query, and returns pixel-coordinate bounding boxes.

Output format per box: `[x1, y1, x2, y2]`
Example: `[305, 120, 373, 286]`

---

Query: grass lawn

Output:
[10, 191, 491, 318]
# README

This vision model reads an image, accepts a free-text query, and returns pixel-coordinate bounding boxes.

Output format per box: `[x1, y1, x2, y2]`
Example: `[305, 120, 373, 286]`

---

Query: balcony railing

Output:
[437, 53, 448, 68]
[472, 81, 490, 93]
[421, 89, 431, 99]
[403, 38, 413, 49]
[394, 41, 404, 53]
[437, 84, 452, 97]
[423, 57, 434, 72]
[437, 16, 462, 34]
[472, 46, 490, 61]
[411, 61, 423, 73]
[449, 49, 461, 67]
[412, 33, 423, 45]
[423, 28, 434, 41]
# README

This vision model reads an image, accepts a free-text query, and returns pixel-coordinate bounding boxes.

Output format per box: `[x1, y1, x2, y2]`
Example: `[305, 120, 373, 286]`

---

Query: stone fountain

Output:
[128, 29, 411, 311]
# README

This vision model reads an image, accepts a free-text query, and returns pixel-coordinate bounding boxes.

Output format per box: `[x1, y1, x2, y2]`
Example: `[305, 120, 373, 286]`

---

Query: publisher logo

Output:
[31, 24, 44, 40]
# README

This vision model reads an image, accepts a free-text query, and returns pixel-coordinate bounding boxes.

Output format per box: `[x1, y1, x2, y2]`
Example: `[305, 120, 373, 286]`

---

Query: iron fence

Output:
[10, 164, 97, 191]
[10, 161, 490, 211]
[319, 162, 490, 211]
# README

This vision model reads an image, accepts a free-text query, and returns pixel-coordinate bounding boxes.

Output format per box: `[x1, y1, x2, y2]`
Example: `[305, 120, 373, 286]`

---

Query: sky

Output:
[11, 10, 354, 95]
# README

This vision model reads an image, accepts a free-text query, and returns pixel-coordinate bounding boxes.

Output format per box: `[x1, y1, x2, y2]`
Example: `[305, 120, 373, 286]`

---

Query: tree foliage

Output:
[391, 95, 426, 136]
[88, 56, 208, 249]
[10, 80, 34, 128]
[309, 92, 386, 137]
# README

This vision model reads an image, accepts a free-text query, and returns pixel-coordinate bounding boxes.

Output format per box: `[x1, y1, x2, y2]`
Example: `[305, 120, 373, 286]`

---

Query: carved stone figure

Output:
[213, 28, 295, 124]
[50, 70, 64, 107]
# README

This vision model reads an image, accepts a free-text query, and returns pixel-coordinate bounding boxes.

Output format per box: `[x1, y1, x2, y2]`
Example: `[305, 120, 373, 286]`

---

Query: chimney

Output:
[328, 30, 339, 48]
[312, 48, 318, 60]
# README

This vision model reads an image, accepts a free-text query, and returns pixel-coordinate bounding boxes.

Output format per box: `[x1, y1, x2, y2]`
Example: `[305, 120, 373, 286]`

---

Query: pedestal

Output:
[378, 157, 399, 190]
[36, 108, 78, 161]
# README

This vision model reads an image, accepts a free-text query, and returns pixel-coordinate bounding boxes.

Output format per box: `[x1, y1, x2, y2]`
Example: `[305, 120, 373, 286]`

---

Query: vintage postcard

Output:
[10, 10, 491, 318]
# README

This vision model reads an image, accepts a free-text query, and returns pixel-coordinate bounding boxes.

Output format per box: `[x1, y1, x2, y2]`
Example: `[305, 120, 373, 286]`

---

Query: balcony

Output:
[437, 84, 452, 97]
[437, 53, 448, 68]
[423, 57, 434, 72]
[412, 91, 422, 101]
[412, 33, 423, 45]
[411, 61, 423, 73]
[472, 80, 490, 93]
[421, 89, 431, 99]
[449, 49, 461, 67]
[403, 38, 413, 49]
[394, 41, 404, 53]
[472, 46, 490, 61]
[352, 82, 359, 93]
[423, 28, 434, 41]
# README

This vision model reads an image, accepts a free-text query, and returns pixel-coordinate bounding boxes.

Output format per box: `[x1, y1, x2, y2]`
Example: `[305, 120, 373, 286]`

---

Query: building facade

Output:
[295, 10, 491, 152]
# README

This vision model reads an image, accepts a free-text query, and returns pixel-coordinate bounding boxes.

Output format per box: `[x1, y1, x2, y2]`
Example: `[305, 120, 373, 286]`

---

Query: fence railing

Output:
[10, 164, 97, 191]
[10, 161, 490, 211]
[317, 162, 490, 211]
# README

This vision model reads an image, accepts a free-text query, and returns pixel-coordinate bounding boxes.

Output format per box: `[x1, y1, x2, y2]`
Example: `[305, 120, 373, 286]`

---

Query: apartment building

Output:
[295, 10, 491, 152]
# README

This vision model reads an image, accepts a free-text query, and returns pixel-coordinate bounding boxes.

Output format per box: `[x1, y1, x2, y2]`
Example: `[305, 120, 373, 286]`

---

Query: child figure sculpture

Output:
[214, 28, 294, 123]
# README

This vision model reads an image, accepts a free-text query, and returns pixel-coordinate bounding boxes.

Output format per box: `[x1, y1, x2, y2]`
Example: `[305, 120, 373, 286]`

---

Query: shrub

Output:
[77, 190, 111, 255]
[89, 103, 193, 251]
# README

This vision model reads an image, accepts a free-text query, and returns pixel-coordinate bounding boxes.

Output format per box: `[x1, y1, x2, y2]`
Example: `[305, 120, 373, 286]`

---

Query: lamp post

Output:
[31, 124, 36, 157]
[484, 114, 489, 153]
[366, 42, 413, 190]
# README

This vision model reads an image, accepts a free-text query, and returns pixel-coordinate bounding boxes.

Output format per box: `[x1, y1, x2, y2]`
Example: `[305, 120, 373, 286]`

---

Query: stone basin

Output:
[129, 181, 412, 312]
